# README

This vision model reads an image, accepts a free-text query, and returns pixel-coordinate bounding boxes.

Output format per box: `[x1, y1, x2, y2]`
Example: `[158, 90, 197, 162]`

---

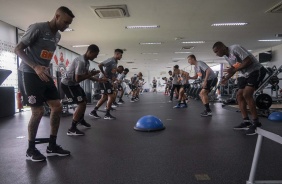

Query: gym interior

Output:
[1, 1, 282, 184]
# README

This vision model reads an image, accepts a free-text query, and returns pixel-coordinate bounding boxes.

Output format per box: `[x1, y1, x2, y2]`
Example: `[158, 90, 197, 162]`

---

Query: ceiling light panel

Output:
[72, 45, 89, 48]
[139, 42, 162, 45]
[258, 39, 281, 42]
[125, 25, 160, 29]
[181, 41, 205, 44]
[175, 52, 191, 54]
[211, 23, 248, 26]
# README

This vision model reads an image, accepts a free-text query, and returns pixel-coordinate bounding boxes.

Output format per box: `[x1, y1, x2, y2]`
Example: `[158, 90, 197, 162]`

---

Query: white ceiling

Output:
[1, 0, 282, 77]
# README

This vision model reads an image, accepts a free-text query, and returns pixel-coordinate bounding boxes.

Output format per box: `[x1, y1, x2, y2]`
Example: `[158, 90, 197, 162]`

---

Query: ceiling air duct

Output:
[265, 1, 282, 13]
[91, 5, 130, 18]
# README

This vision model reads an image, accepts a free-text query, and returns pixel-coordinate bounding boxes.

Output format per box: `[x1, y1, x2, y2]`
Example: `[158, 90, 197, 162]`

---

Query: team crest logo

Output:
[28, 95, 36, 104]
[77, 96, 83, 102]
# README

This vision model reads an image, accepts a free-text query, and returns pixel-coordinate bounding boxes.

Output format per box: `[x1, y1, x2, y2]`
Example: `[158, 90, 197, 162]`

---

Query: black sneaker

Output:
[233, 121, 251, 130]
[130, 98, 135, 102]
[104, 113, 116, 120]
[200, 110, 212, 117]
[46, 145, 70, 156]
[245, 123, 262, 136]
[26, 148, 46, 162]
[79, 119, 91, 128]
[113, 102, 119, 106]
[119, 99, 124, 103]
[89, 110, 101, 119]
[67, 127, 85, 136]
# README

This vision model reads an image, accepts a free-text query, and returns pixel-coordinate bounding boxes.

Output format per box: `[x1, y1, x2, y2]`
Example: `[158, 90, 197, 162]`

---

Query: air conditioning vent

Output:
[265, 1, 282, 13]
[91, 5, 130, 18]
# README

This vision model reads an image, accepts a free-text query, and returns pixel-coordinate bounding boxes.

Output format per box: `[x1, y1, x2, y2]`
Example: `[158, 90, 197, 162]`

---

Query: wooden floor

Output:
[0, 93, 282, 184]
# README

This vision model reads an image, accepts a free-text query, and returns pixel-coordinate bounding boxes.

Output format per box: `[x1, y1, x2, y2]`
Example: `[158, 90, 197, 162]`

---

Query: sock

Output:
[71, 120, 78, 129]
[204, 103, 211, 112]
[106, 109, 110, 115]
[94, 106, 98, 111]
[49, 135, 57, 147]
[28, 140, 35, 150]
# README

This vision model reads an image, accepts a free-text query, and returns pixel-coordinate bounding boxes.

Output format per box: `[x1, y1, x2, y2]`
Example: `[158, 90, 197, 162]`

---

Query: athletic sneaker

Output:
[104, 113, 116, 120]
[26, 148, 46, 162]
[200, 110, 212, 117]
[180, 103, 187, 108]
[173, 104, 181, 108]
[79, 119, 91, 128]
[67, 127, 85, 136]
[168, 100, 172, 102]
[117, 100, 123, 105]
[119, 99, 125, 103]
[130, 98, 135, 102]
[113, 102, 119, 106]
[46, 145, 70, 156]
[245, 122, 262, 136]
[233, 121, 251, 130]
[89, 110, 101, 118]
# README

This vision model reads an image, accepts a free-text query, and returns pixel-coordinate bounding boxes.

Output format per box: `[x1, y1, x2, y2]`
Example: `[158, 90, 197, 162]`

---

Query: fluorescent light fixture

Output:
[131, 68, 138, 69]
[175, 52, 191, 54]
[126, 62, 134, 63]
[141, 52, 159, 54]
[139, 42, 162, 45]
[64, 28, 74, 32]
[248, 50, 253, 52]
[258, 39, 281, 42]
[211, 23, 248, 26]
[181, 41, 205, 44]
[72, 45, 89, 48]
[125, 25, 160, 29]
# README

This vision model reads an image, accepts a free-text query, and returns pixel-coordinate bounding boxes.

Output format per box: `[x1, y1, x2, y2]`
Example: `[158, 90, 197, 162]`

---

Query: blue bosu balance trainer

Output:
[268, 111, 282, 122]
[134, 115, 165, 132]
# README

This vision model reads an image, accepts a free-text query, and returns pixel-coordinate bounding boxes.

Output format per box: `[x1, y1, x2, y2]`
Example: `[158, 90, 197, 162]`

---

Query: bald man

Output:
[15, 6, 74, 162]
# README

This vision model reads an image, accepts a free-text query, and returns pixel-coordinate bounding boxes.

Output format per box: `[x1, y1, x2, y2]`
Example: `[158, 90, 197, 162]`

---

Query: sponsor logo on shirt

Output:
[40, 50, 54, 60]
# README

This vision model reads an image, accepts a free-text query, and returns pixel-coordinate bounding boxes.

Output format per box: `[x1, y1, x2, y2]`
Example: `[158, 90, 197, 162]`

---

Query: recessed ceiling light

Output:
[248, 50, 253, 52]
[64, 28, 74, 32]
[141, 52, 159, 54]
[139, 42, 162, 45]
[211, 23, 248, 26]
[175, 52, 191, 54]
[72, 45, 89, 48]
[125, 25, 160, 29]
[258, 39, 281, 42]
[181, 41, 205, 44]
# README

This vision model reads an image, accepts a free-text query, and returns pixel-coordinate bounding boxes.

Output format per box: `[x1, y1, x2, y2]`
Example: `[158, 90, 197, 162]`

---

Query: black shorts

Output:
[153, 84, 157, 88]
[61, 83, 86, 104]
[99, 82, 114, 94]
[237, 67, 267, 89]
[203, 78, 218, 91]
[118, 84, 123, 91]
[129, 84, 137, 90]
[181, 84, 190, 91]
[19, 71, 59, 107]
